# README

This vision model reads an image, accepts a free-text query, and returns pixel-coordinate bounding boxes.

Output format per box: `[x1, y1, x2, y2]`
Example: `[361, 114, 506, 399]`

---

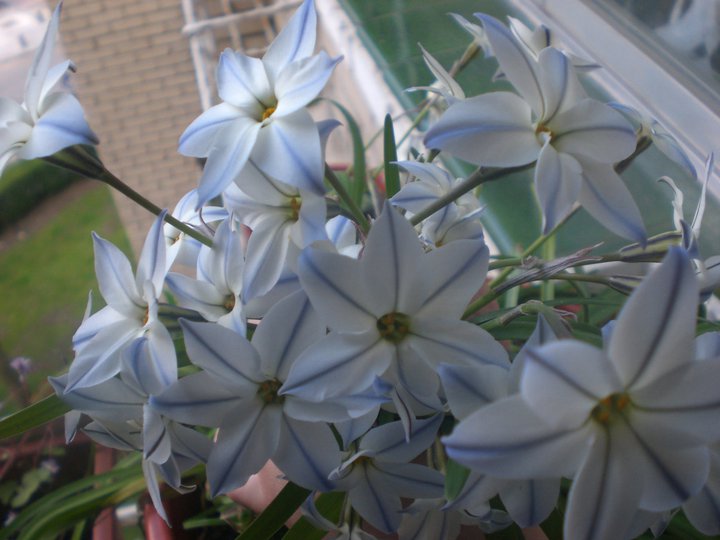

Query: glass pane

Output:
[591, 0, 720, 113]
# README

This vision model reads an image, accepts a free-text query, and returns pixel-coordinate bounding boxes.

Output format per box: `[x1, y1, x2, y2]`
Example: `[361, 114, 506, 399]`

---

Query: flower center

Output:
[591, 393, 631, 425]
[376, 312, 411, 343]
[257, 378, 284, 405]
[141, 306, 150, 326]
[535, 123, 554, 144]
[224, 294, 236, 312]
[262, 105, 276, 121]
[289, 196, 301, 221]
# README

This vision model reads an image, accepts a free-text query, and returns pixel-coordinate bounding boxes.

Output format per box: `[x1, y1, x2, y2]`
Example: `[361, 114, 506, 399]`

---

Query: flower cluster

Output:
[5, 2, 720, 538]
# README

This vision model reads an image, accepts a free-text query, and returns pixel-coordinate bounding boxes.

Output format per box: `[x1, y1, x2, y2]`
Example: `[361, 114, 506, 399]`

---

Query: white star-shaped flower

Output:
[424, 14, 645, 243]
[444, 247, 720, 540]
[178, 0, 341, 206]
[0, 2, 97, 177]
[281, 202, 508, 424]
[68, 212, 172, 391]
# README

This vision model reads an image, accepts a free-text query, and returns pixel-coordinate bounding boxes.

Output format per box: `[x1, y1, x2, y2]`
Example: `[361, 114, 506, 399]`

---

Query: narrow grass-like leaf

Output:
[236, 482, 310, 540]
[17, 477, 146, 540]
[0, 462, 143, 540]
[0, 394, 70, 440]
[282, 491, 345, 540]
[383, 114, 400, 198]
[323, 98, 367, 206]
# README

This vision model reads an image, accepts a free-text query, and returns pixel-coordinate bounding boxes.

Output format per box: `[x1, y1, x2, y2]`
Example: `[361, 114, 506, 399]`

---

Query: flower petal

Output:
[620, 415, 710, 511]
[424, 92, 539, 167]
[65, 319, 142, 391]
[180, 319, 263, 388]
[550, 99, 636, 163]
[136, 212, 168, 293]
[410, 316, 509, 370]
[150, 371, 245, 427]
[274, 416, 340, 491]
[443, 395, 588, 479]
[19, 93, 97, 159]
[361, 415, 443, 463]
[262, 0, 317, 82]
[534, 143, 582, 233]
[537, 47, 585, 123]
[274, 51, 341, 117]
[25, 2, 62, 119]
[252, 109, 325, 194]
[438, 364, 510, 419]
[298, 248, 376, 331]
[413, 238, 489, 318]
[207, 403, 282, 496]
[375, 461, 445, 499]
[475, 14, 543, 116]
[50, 374, 144, 421]
[499, 478, 560, 528]
[242, 215, 292, 301]
[164, 273, 229, 320]
[631, 358, 720, 446]
[360, 203, 424, 315]
[216, 49, 272, 112]
[348, 465, 403, 533]
[196, 118, 261, 206]
[178, 103, 240, 157]
[683, 451, 720, 535]
[521, 340, 622, 429]
[564, 423, 643, 540]
[576, 155, 647, 244]
[253, 290, 323, 380]
[281, 331, 389, 400]
[608, 247, 698, 388]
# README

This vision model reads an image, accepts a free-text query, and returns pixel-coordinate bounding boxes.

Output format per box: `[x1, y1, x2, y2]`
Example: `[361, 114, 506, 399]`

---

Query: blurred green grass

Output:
[0, 174, 131, 413]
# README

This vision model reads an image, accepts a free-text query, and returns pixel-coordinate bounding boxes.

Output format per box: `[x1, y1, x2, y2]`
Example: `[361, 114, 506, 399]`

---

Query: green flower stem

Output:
[44, 146, 213, 247]
[540, 233, 556, 302]
[410, 163, 535, 226]
[325, 163, 370, 234]
[549, 272, 613, 286]
[463, 205, 580, 319]
[98, 169, 213, 247]
[489, 204, 581, 289]
[488, 257, 524, 270]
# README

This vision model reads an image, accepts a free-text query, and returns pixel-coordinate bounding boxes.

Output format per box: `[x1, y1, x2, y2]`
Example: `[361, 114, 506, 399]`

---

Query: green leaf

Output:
[282, 491, 345, 540]
[383, 114, 400, 198]
[0, 394, 70, 441]
[445, 458, 470, 502]
[236, 482, 310, 540]
[0, 462, 144, 540]
[323, 98, 367, 206]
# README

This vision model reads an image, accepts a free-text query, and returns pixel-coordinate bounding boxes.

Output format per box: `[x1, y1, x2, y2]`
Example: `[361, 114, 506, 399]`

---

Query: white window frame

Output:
[512, 0, 720, 189]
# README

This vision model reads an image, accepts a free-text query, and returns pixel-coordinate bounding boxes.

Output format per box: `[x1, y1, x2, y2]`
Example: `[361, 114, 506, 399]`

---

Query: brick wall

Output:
[61, 0, 203, 255]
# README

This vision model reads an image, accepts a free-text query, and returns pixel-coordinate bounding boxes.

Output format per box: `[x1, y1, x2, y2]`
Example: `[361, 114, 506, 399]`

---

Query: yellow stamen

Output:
[262, 106, 276, 121]
[224, 294, 236, 312]
[591, 393, 631, 425]
[289, 197, 301, 220]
